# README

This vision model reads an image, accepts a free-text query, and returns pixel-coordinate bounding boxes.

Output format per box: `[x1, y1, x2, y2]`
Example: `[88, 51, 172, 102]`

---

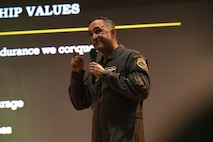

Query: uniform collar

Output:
[99, 44, 125, 65]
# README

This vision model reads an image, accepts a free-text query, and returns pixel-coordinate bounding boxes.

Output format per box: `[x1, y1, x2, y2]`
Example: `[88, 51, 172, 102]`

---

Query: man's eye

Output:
[94, 29, 102, 34]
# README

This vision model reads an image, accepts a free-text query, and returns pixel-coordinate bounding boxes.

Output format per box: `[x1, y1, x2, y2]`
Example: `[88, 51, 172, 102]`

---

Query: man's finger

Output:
[72, 49, 77, 57]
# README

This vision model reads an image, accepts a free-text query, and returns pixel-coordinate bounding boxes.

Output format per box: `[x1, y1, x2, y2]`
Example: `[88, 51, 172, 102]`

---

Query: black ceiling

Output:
[0, 0, 207, 10]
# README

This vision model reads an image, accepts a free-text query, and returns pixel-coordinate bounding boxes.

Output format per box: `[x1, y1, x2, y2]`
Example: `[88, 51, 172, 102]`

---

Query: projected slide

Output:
[1, 0, 212, 142]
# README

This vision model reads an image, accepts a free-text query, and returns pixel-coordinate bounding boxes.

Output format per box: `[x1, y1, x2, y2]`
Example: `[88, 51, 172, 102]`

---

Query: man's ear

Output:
[110, 28, 117, 38]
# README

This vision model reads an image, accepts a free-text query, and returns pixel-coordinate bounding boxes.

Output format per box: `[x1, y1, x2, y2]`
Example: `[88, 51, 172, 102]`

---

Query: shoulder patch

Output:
[136, 58, 147, 69]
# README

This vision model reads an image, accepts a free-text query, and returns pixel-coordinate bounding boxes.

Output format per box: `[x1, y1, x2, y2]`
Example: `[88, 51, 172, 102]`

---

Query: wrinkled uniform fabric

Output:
[69, 44, 150, 142]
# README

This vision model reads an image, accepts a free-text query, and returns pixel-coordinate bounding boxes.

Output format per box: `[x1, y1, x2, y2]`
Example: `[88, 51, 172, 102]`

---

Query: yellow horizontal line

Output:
[116, 22, 181, 29]
[0, 22, 181, 36]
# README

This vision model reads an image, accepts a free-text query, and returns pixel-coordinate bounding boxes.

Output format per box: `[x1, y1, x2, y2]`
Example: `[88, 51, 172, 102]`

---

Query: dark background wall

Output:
[0, 0, 212, 142]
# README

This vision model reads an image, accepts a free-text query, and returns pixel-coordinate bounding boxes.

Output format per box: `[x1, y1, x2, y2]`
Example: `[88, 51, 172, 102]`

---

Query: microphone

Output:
[90, 48, 97, 62]
[89, 48, 97, 83]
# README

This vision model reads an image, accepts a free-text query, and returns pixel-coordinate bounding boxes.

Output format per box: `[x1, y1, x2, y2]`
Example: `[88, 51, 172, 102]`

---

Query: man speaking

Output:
[68, 17, 150, 142]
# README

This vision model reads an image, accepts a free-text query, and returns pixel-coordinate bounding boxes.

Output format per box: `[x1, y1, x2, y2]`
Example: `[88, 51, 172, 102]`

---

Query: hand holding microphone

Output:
[89, 48, 105, 80]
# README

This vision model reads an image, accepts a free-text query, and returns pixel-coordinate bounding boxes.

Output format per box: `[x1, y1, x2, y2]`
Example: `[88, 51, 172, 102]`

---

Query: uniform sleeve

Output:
[100, 52, 150, 100]
[68, 70, 91, 110]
